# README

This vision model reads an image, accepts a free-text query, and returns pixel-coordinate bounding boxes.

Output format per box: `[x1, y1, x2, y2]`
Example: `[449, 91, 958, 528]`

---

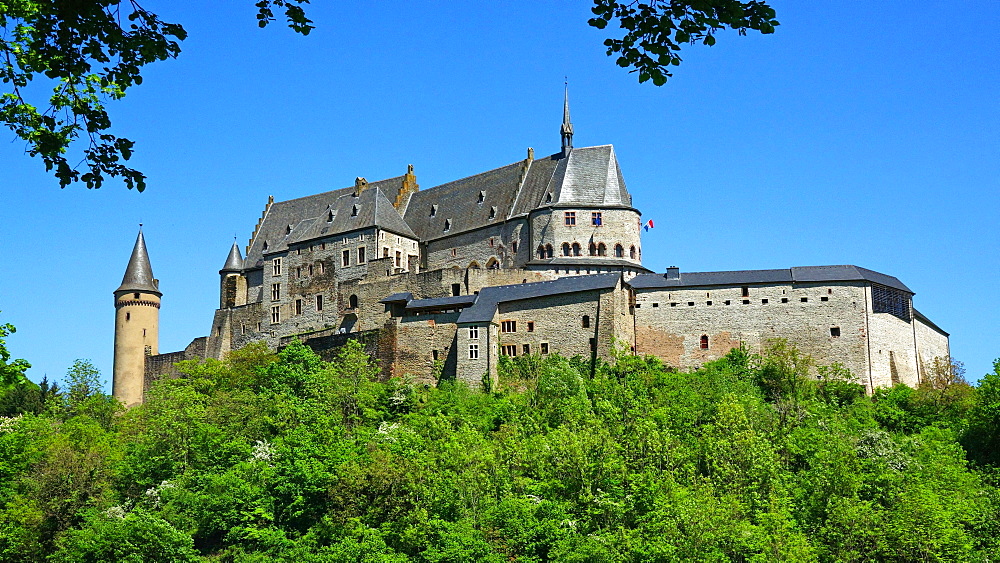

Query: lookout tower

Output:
[112, 228, 161, 407]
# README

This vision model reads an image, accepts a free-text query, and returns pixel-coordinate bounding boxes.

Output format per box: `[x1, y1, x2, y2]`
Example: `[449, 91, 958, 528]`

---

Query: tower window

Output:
[572, 242, 582, 256]
[316, 294, 323, 311]
[564, 211, 576, 226]
[589, 242, 597, 256]
[133, 292, 140, 299]
[126, 312, 130, 321]
[592, 212, 602, 226]
[614, 244, 624, 258]
[295, 299, 302, 315]
[700, 335, 709, 349]
[630, 245, 636, 259]
[597, 243, 606, 256]
[562, 242, 571, 256]
[545, 244, 553, 258]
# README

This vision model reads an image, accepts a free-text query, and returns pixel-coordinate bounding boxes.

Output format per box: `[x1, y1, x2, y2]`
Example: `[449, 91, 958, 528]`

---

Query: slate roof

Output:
[404, 295, 478, 311]
[402, 145, 637, 242]
[629, 265, 912, 293]
[245, 176, 415, 268]
[403, 160, 526, 242]
[117, 230, 161, 295]
[379, 292, 413, 304]
[221, 241, 244, 272]
[457, 272, 621, 323]
[526, 257, 651, 272]
[914, 309, 949, 336]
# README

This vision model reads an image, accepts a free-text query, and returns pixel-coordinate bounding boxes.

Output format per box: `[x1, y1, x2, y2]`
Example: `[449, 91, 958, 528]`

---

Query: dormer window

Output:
[489, 206, 496, 219]
[351, 205, 358, 217]
[285, 225, 292, 235]
[545, 192, 552, 203]
[478, 191, 485, 204]
[430, 205, 437, 217]
[262, 241, 268, 251]
[444, 219, 451, 232]
[327, 211, 334, 222]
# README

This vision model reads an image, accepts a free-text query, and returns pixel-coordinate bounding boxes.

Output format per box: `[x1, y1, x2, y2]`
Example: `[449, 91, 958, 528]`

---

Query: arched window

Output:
[597, 243, 607, 256]
[349, 294, 359, 309]
[614, 244, 624, 258]
[700, 335, 709, 349]
[630, 245, 636, 259]
[572, 242, 581, 256]
[589, 242, 597, 256]
[545, 244, 553, 258]
[537, 245, 546, 259]
[562, 242, 571, 256]
[486, 257, 499, 269]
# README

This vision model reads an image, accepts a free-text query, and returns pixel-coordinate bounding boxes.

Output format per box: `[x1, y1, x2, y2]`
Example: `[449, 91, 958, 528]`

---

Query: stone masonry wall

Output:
[530, 207, 642, 266]
[634, 282, 872, 384]
[423, 219, 530, 271]
[914, 316, 950, 380]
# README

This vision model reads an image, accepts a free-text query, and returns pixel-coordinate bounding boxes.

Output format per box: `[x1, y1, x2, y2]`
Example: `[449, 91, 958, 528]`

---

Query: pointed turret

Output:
[116, 229, 161, 295]
[113, 227, 161, 408]
[560, 82, 574, 157]
[221, 241, 244, 273]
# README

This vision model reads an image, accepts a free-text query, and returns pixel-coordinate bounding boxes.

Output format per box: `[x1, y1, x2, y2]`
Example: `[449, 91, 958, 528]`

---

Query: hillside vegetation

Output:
[2, 330, 1000, 561]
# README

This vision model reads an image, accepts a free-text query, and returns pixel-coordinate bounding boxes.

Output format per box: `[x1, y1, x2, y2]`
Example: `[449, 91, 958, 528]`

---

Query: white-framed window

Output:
[469, 343, 479, 359]
[271, 283, 280, 301]
[469, 326, 479, 339]
[272, 258, 282, 276]
[270, 306, 280, 324]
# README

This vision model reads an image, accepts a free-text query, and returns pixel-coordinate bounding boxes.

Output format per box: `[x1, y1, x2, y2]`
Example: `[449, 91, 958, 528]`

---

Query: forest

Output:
[2, 321, 1000, 561]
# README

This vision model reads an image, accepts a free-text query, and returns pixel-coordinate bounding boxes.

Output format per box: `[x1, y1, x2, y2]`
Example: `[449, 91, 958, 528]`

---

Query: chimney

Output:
[666, 266, 680, 280]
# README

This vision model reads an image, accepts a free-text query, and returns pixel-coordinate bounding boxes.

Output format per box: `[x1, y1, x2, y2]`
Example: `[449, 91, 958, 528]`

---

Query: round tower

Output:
[113, 228, 161, 407]
[219, 241, 246, 309]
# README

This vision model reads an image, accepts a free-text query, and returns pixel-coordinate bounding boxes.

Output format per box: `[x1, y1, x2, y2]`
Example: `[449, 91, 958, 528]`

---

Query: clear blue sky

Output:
[1, 1, 997, 387]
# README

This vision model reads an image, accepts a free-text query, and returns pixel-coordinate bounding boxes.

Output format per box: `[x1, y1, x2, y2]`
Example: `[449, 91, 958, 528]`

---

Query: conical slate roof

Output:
[116, 230, 161, 295]
[221, 241, 244, 272]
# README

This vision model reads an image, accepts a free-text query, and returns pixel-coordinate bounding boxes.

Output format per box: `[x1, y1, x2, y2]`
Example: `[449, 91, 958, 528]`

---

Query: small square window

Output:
[706, 301, 713, 306]
[781, 298, 789, 303]
[801, 297, 808, 302]
[742, 300, 750, 305]
[670, 302, 678, 307]
[527, 322, 534, 332]
[652, 302, 659, 308]
[830, 327, 841, 337]
[762, 299, 769, 304]
[724, 300, 731, 305]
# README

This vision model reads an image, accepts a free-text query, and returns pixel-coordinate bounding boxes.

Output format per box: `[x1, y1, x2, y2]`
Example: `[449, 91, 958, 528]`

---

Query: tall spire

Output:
[561, 80, 574, 157]
[221, 240, 244, 272]
[116, 227, 161, 295]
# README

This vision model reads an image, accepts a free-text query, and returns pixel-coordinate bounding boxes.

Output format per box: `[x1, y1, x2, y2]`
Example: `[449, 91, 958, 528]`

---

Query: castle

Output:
[112, 92, 950, 407]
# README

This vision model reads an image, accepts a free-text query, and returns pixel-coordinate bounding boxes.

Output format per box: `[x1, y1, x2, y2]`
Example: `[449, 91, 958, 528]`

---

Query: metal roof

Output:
[221, 241, 244, 272]
[116, 230, 161, 295]
[628, 265, 912, 294]
[457, 272, 620, 324]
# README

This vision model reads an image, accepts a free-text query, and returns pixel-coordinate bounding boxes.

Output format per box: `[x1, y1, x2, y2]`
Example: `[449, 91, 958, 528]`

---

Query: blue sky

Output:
[1, 1, 997, 387]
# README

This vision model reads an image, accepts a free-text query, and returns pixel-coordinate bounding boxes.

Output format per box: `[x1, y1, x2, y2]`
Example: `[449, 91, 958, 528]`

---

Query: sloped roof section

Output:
[510, 153, 563, 216]
[221, 241, 244, 272]
[553, 145, 632, 208]
[117, 230, 161, 295]
[404, 160, 527, 241]
[458, 272, 620, 323]
[629, 265, 912, 294]
[245, 175, 413, 267]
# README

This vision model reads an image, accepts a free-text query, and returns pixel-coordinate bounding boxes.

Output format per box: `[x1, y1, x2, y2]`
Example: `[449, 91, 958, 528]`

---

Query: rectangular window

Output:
[564, 211, 576, 226]
[384, 247, 390, 258]
[592, 212, 602, 226]
[500, 320, 516, 333]
[272, 258, 282, 276]
[270, 306, 280, 324]
[358, 247, 366, 264]
[309, 264, 314, 276]
[316, 294, 323, 311]
[452, 283, 462, 296]
[523, 343, 531, 355]
[296, 266, 302, 278]
[432, 350, 439, 361]
[450, 248, 457, 257]
[821, 296, 829, 302]
[469, 326, 479, 339]
[318, 262, 325, 274]
[271, 283, 280, 301]
[469, 343, 479, 359]
[830, 327, 841, 337]
[342, 249, 350, 267]
[540, 342, 549, 354]
[295, 299, 302, 315]
[395, 251, 402, 267]
[526, 321, 534, 332]
[741, 286, 749, 297]
[501, 344, 517, 356]
[581, 315, 590, 328]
